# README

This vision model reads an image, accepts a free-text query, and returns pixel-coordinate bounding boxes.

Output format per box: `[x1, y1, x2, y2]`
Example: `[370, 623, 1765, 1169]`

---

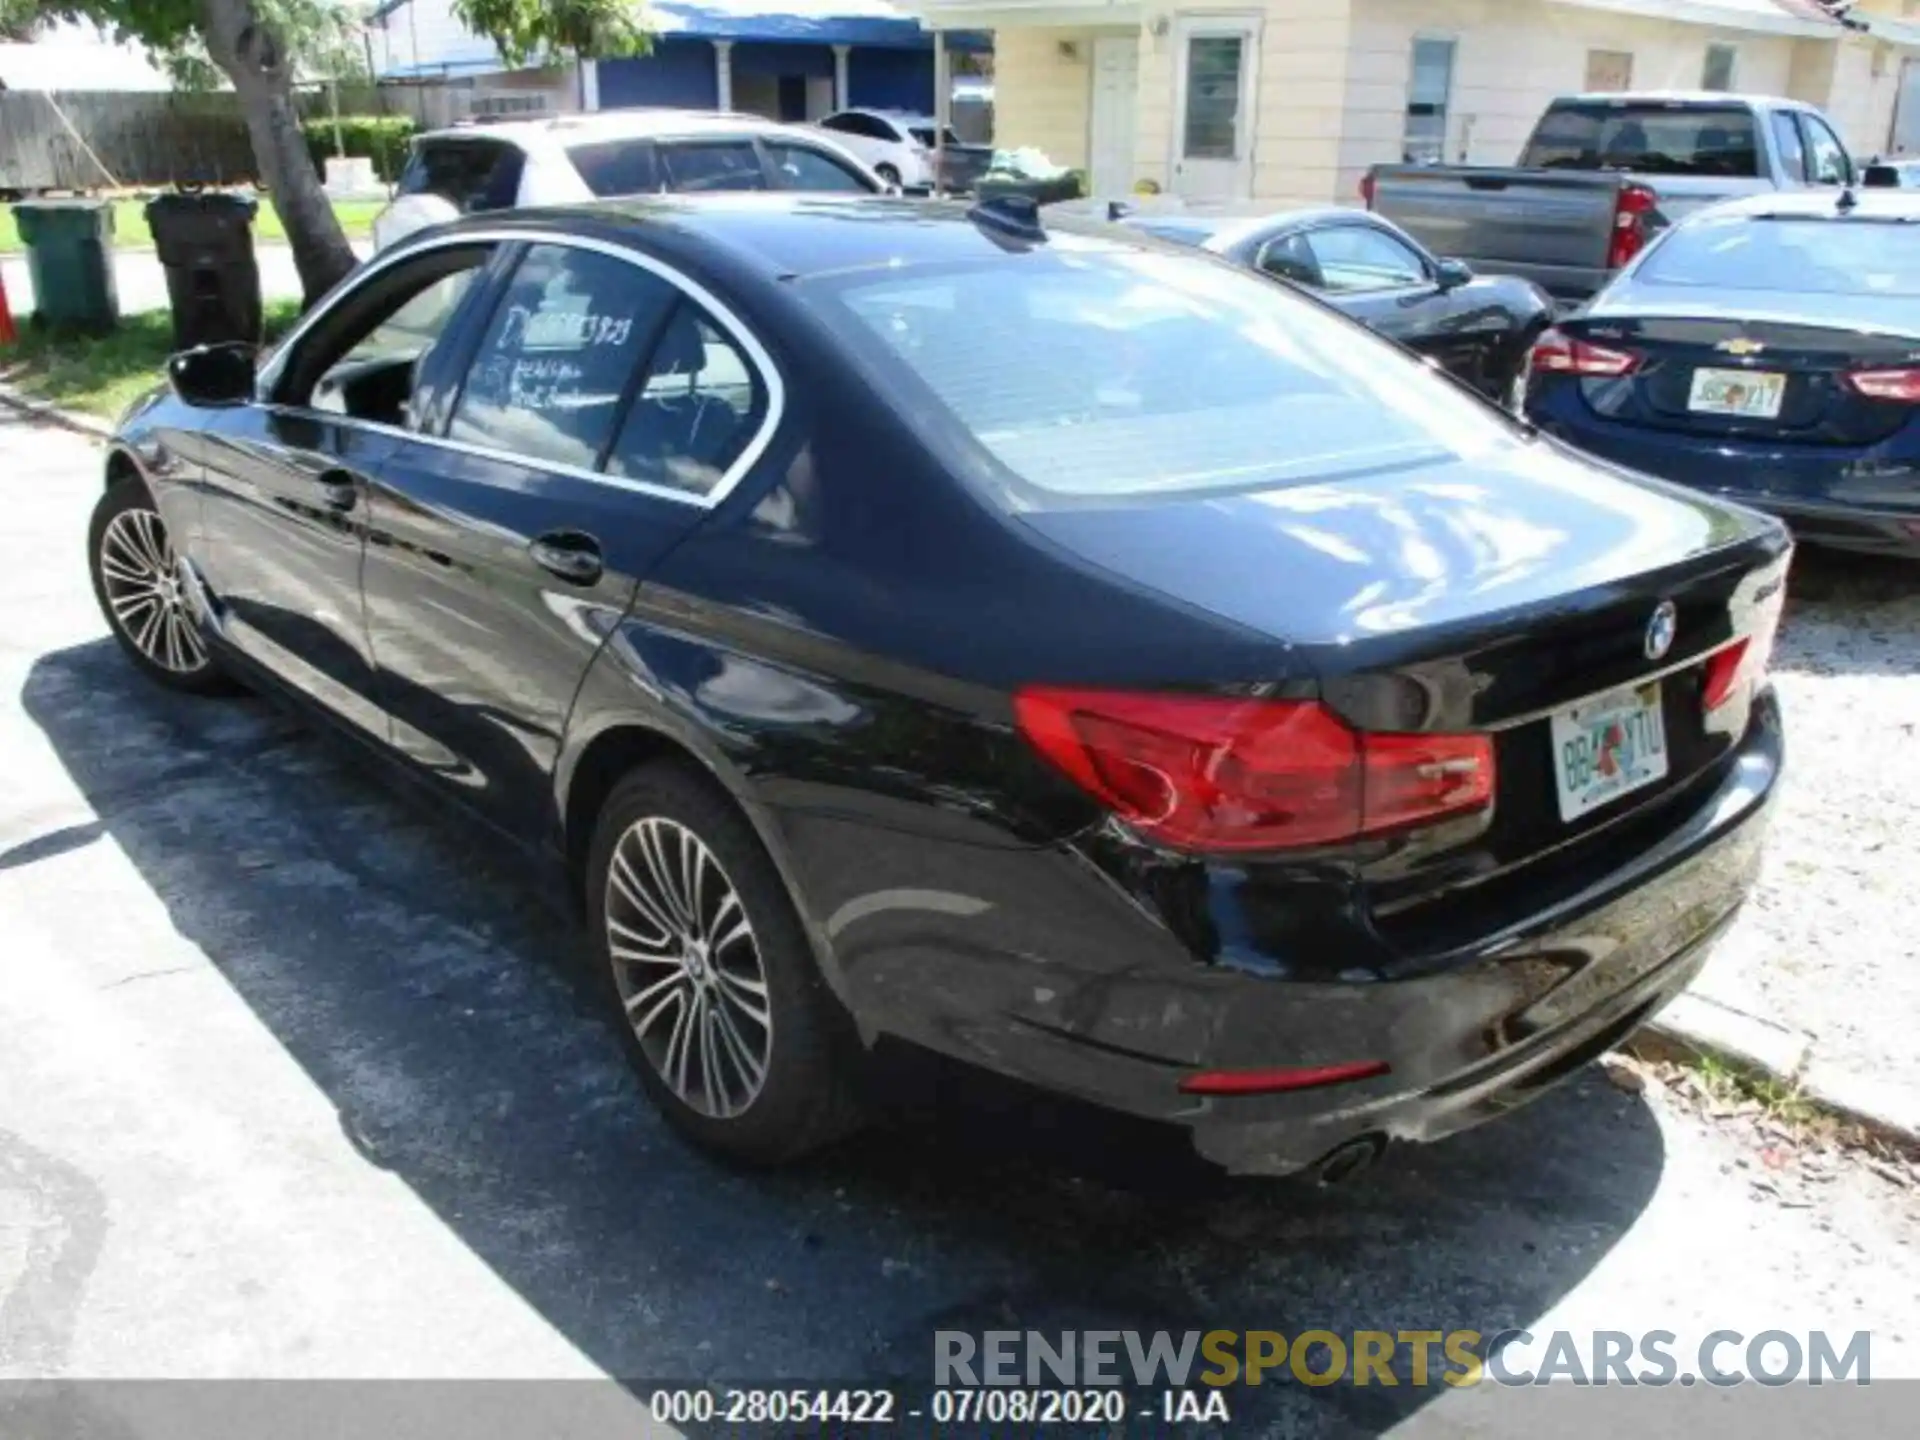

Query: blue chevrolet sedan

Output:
[1523, 188, 1920, 558]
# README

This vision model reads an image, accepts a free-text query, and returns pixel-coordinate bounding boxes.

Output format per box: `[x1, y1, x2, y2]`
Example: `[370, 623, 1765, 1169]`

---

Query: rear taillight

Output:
[1700, 639, 1750, 713]
[1702, 581, 1784, 716]
[1359, 171, 1377, 208]
[1528, 327, 1641, 378]
[1844, 367, 1920, 403]
[1606, 182, 1658, 271]
[1012, 689, 1494, 852]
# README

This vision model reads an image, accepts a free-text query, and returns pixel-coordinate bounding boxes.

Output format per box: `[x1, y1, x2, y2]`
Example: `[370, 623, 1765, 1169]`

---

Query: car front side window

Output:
[1800, 114, 1852, 186]
[765, 143, 878, 192]
[658, 142, 767, 192]
[277, 246, 496, 429]
[446, 243, 676, 472]
[1302, 226, 1430, 293]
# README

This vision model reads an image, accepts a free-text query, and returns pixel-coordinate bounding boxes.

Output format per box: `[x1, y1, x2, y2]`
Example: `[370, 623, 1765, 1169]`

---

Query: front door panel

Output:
[196, 407, 392, 738]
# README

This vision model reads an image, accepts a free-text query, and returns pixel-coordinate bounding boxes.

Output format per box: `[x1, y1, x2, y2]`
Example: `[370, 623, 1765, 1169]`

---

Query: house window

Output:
[1585, 49, 1634, 93]
[1404, 38, 1456, 163]
[1703, 43, 1738, 92]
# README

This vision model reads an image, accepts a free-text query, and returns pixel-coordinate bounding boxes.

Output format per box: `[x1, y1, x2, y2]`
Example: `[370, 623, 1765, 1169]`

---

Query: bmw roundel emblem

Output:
[1645, 601, 1678, 661]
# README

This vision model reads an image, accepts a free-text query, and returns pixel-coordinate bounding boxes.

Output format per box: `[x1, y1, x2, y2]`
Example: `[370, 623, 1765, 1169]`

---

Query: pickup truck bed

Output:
[1365, 93, 1858, 308]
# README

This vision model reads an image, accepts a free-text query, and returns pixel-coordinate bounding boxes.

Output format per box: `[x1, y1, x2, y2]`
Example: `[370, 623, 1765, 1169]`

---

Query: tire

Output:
[87, 479, 233, 695]
[585, 763, 864, 1165]
[875, 163, 903, 188]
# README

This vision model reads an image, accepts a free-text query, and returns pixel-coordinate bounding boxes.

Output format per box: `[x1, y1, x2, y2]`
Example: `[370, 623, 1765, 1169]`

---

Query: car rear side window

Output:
[1635, 216, 1920, 296]
[568, 139, 660, 197]
[447, 244, 675, 471]
[659, 142, 766, 192]
[1520, 103, 1759, 177]
[606, 304, 767, 496]
[398, 140, 525, 211]
[764, 143, 876, 192]
[821, 250, 1515, 501]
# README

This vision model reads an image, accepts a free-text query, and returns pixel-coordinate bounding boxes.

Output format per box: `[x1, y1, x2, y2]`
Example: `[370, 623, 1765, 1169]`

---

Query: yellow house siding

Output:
[993, 27, 1094, 169]
[1252, 0, 1360, 205]
[1343, 0, 1796, 196]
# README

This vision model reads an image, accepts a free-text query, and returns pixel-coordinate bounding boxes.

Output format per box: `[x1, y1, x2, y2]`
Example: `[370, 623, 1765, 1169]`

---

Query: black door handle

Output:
[529, 530, 603, 585]
[315, 468, 358, 512]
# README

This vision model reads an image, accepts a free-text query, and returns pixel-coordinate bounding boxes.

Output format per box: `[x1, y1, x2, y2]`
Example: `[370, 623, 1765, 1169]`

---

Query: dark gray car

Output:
[1125, 207, 1554, 400]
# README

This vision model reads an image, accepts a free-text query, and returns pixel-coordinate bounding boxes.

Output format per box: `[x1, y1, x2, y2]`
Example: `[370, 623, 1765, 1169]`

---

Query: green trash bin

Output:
[13, 199, 119, 334]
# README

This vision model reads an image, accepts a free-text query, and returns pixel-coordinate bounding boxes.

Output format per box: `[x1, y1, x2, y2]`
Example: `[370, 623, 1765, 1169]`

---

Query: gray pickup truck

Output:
[1363, 93, 1858, 308]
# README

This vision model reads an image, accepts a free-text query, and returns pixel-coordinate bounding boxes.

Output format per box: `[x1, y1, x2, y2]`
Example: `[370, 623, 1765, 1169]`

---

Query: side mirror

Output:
[1434, 257, 1474, 290]
[1863, 163, 1901, 189]
[167, 342, 256, 408]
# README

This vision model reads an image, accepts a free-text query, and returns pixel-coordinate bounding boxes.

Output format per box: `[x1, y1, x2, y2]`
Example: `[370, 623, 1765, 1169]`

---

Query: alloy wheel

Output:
[605, 816, 772, 1119]
[98, 507, 208, 675]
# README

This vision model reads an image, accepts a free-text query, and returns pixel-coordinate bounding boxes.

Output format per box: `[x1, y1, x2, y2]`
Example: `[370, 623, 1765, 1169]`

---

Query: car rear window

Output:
[397, 139, 524, 210]
[1635, 215, 1920, 296]
[816, 248, 1517, 502]
[1521, 103, 1759, 177]
[907, 126, 962, 148]
[568, 139, 660, 197]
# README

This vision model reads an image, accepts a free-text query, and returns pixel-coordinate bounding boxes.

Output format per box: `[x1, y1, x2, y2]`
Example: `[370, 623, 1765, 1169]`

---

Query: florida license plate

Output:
[1688, 367, 1785, 418]
[1550, 682, 1669, 822]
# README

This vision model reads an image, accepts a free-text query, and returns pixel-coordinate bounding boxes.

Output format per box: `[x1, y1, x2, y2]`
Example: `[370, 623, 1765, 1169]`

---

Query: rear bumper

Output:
[1528, 391, 1920, 557]
[1183, 688, 1780, 1175]
[813, 690, 1781, 1177]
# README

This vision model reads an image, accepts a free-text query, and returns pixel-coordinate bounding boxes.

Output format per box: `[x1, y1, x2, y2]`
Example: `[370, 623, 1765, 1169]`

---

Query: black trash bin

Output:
[144, 192, 263, 351]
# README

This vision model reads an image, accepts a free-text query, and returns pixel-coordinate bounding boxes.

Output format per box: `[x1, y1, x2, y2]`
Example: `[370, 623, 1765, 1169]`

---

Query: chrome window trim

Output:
[256, 404, 710, 510]
[255, 225, 788, 510]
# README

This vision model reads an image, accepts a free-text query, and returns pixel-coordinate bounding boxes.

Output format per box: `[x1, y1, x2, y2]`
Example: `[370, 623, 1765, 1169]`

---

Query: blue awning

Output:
[373, 0, 989, 80]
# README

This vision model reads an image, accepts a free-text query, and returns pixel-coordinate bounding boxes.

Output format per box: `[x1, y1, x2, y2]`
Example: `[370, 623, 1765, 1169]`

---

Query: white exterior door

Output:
[1089, 35, 1140, 197]
[1172, 16, 1260, 200]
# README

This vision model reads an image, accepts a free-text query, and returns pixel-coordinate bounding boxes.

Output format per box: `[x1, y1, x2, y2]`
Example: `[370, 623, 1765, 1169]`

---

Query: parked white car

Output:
[371, 109, 885, 252]
[814, 108, 971, 190]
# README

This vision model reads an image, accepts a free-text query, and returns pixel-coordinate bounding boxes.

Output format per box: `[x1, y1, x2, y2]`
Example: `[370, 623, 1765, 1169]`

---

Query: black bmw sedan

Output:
[1120, 207, 1555, 401]
[90, 194, 1787, 1178]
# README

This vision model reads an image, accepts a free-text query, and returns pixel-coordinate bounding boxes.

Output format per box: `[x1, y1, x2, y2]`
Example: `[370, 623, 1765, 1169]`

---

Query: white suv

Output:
[372, 109, 885, 252]
[814, 109, 965, 190]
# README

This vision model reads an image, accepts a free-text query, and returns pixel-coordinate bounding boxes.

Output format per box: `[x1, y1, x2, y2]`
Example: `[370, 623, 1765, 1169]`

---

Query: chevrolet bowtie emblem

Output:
[1716, 337, 1766, 356]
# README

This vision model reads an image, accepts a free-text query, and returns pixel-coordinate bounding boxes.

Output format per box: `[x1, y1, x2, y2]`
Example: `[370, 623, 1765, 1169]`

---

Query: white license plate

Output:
[1688, 367, 1785, 418]
[1549, 682, 1669, 822]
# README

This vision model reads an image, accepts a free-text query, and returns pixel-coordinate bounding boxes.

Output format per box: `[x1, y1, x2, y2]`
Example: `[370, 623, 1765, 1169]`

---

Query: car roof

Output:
[417, 109, 822, 150]
[418, 193, 1159, 281]
[1123, 205, 1388, 246]
[1549, 90, 1801, 109]
[834, 107, 936, 124]
[1689, 188, 1920, 221]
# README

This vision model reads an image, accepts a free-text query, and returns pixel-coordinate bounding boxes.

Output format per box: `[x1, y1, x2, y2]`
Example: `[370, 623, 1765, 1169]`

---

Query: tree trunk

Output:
[200, 0, 357, 307]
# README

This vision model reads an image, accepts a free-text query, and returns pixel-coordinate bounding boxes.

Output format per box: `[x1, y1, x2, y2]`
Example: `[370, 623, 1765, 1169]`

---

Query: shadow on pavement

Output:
[23, 637, 1671, 1435]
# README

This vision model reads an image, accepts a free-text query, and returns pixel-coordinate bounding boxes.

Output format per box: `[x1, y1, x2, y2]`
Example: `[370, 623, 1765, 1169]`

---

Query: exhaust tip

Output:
[1313, 1134, 1387, 1187]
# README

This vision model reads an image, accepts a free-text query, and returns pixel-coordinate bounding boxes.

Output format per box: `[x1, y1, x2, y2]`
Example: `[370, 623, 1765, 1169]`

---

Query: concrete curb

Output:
[0, 381, 113, 440]
[1630, 991, 1920, 1154]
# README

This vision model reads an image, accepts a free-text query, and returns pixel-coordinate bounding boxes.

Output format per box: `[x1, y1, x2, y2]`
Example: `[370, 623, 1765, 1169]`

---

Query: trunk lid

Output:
[1020, 440, 1789, 936]
[1019, 436, 1782, 727]
[1561, 299, 1920, 447]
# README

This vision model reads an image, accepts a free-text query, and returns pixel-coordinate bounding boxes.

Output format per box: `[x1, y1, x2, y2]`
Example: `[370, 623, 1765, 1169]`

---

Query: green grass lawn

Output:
[0, 197, 382, 255]
[0, 300, 302, 419]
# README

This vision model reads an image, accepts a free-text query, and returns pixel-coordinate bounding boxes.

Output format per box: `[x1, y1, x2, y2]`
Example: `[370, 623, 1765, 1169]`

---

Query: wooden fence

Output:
[0, 86, 405, 193]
